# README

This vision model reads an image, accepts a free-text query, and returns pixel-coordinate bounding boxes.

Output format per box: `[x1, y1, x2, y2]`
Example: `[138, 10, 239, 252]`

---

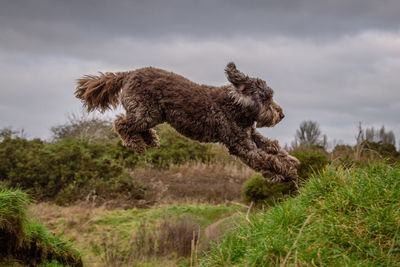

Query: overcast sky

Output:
[1, 0, 399, 148]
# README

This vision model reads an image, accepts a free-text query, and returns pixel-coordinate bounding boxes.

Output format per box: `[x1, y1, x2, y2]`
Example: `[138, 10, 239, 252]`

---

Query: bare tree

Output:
[379, 126, 396, 146]
[356, 121, 364, 145]
[362, 124, 396, 146]
[292, 120, 327, 149]
[51, 112, 116, 142]
[0, 127, 27, 141]
[354, 122, 397, 160]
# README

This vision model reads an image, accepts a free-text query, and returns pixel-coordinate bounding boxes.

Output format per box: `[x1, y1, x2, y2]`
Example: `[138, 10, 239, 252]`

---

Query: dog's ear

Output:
[225, 62, 249, 91]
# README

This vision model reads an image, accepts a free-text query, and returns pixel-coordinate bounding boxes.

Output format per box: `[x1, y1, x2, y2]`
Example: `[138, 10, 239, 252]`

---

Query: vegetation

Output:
[0, 189, 82, 266]
[291, 148, 330, 180]
[242, 148, 329, 206]
[31, 203, 244, 266]
[0, 136, 145, 205]
[1, 116, 400, 266]
[242, 173, 295, 205]
[200, 163, 400, 266]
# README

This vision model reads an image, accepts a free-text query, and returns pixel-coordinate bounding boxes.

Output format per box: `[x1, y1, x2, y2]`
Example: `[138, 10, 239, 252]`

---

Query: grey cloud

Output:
[1, 31, 399, 146]
[1, 0, 400, 51]
[1, 0, 400, 147]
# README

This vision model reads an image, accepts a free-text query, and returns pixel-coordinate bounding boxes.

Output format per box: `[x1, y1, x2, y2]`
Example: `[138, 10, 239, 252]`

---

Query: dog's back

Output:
[121, 67, 230, 142]
[123, 67, 220, 103]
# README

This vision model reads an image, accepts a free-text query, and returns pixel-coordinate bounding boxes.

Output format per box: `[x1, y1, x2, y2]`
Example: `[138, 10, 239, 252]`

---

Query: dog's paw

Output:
[124, 141, 147, 154]
[148, 129, 160, 148]
[261, 170, 288, 183]
[268, 173, 297, 183]
[261, 162, 298, 183]
[287, 154, 300, 166]
[122, 134, 147, 154]
[268, 174, 286, 183]
[141, 129, 160, 148]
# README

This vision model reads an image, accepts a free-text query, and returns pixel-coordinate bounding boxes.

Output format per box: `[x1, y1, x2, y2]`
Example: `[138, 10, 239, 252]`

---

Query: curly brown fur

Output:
[76, 72, 125, 112]
[75, 62, 299, 182]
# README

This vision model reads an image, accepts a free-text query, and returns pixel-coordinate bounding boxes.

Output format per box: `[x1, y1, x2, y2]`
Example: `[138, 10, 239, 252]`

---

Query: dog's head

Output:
[225, 62, 284, 127]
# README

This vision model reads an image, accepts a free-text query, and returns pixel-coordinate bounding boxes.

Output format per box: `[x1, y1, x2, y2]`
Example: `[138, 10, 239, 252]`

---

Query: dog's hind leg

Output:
[114, 98, 163, 153]
[113, 115, 147, 153]
[141, 129, 160, 148]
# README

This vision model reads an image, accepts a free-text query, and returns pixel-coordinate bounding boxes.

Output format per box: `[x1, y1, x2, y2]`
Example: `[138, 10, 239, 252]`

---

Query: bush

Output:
[139, 124, 218, 168]
[0, 137, 145, 205]
[0, 123, 238, 205]
[51, 122, 236, 169]
[332, 142, 399, 168]
[363, 141, 399, 161]
[242, 173, 296, 204]
[290, 148, 329, 180]
[0, 189, 82, 266]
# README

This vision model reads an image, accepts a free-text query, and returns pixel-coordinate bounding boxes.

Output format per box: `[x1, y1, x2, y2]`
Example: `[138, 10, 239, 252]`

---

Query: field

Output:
[5, 162, 398, 266]
[31, 202, 245, 266]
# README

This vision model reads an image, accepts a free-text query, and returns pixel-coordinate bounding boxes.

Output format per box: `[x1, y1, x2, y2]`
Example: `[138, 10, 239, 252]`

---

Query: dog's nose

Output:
[280, 113, 285, 119]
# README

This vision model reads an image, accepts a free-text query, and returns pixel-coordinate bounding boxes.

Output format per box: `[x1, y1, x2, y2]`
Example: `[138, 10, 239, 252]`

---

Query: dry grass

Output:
[30, 202, 243, 266]
[29, 162, 253, 210]
[30, 202, 108, 265]
[101, 217, 200, 266]
[29, 163, 251, 265]
[133, 163, 253, 206]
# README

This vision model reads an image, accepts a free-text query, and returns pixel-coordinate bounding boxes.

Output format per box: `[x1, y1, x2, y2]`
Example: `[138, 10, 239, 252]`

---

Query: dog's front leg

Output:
[251, 127, 282, 154]
[251, 128, 300, 167]
[226, 138, 296, 183]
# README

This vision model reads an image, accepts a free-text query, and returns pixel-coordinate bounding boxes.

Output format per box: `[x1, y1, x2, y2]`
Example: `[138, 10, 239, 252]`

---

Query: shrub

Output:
[140, 124, 217, 168]
[332, 142, 399, 167]
[290, 148, 329, 180]
[0, 137, 145, 205]
[0, 123, 238, 205]
[242, 173, 296, 204]
[363, 141, 399, 161]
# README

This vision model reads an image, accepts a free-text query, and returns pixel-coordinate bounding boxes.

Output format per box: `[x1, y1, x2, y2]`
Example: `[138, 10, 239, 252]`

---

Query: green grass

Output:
[200, 163, 400, 266]
[95, 204, 241, 227]
[0, 189, 82, 266]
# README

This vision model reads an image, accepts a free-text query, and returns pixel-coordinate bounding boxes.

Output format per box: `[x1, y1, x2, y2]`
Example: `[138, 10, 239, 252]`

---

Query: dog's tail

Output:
[75, 72, 127, 112]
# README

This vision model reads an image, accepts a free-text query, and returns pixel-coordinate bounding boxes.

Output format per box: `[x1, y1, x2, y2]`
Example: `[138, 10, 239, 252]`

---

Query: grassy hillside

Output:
[200, 163, 400, 266]
[0, 189, 82, 266]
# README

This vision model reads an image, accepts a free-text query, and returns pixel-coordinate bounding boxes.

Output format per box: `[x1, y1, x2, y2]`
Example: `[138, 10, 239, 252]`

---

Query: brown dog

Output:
[75, 62, 299, 182]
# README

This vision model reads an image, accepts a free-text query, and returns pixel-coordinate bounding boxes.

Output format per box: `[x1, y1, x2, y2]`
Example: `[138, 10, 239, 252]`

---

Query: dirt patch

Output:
[204, 215, 237, 242]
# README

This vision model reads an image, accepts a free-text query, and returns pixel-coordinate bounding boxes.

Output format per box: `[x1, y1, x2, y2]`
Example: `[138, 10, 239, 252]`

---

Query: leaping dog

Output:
[75, 62, 299, 182]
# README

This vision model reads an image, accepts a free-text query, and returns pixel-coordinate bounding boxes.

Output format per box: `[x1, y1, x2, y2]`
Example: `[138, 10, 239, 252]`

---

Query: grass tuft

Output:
[0, 189, 82, 266]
